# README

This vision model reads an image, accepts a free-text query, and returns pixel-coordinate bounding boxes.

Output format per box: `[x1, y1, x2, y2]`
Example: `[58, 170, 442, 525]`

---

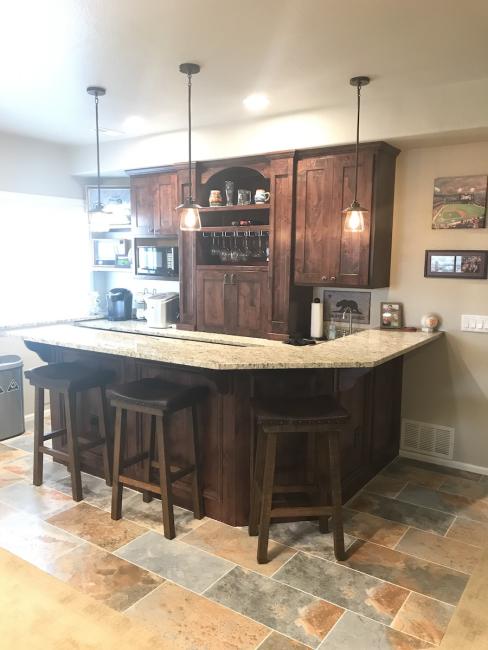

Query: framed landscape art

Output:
[432, 175, 487, 229]
[424, 250, 488, 279]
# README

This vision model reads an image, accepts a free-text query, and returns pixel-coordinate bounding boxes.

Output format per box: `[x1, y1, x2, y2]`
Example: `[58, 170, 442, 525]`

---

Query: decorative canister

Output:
[209, 189, 223, 206]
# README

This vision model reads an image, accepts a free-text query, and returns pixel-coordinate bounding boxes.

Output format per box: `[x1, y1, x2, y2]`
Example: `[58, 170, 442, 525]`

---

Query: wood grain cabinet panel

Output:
[154, 173, 179, 235]
[196, 269, 227, 333]
[130, 175, 156, 234]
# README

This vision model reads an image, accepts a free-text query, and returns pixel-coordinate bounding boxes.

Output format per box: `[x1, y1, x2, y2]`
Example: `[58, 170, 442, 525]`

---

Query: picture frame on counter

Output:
[380, 302, 403, 329]
[424, 250, 488, 279]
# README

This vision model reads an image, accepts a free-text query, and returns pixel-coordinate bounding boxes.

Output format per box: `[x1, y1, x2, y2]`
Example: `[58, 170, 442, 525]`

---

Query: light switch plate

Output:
[461, 315, 488, 332]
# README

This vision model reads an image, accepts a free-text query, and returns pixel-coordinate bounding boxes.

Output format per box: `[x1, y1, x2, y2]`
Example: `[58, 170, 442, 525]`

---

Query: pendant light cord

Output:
[94, 94, 102, 210]
[187, 72, 193, 204]
[354, 82, 361, 204]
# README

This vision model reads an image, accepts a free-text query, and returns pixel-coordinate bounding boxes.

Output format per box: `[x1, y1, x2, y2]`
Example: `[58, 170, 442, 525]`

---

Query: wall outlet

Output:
[461, 314, 488, 332]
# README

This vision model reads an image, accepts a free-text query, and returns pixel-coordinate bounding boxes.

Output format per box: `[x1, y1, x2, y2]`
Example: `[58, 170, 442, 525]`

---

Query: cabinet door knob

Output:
[321, 276, 328, 281]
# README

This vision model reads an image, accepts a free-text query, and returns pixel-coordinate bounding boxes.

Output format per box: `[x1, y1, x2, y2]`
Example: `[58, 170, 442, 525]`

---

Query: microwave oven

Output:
[134, 238, 179, 278]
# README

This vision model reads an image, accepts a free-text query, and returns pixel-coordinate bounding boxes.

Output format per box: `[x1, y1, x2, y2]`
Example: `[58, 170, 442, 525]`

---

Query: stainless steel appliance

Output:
[107, 288, 133, 321]
[145, 292, 179, 328]
[134, 238, 179, 278]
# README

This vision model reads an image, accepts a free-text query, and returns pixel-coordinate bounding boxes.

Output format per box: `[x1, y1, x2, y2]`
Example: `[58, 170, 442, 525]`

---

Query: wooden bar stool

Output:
[107, 378, 207, 539]
[24, 362, 115, 501]
[249, 395, 349, 564]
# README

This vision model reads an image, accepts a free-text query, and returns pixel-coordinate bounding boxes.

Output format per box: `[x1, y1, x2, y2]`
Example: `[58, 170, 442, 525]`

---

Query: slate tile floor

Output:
[0, 430, 486, 649]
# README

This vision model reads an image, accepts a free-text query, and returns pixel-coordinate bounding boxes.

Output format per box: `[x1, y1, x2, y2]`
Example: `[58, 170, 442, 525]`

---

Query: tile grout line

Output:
[443, 515, 458, 539]
[268, 549, 299, 578]
[391, 525, 411, 550]
[315, 608, 345, 648]
[253, 630, 274, 650]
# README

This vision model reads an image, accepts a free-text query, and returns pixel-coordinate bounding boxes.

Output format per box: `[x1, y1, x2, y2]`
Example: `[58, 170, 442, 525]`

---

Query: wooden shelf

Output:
[199, 225, 270, 233]
[199, 204, 270, 213]
[92, 266, 133, 273]
[196, 263, 268, 270]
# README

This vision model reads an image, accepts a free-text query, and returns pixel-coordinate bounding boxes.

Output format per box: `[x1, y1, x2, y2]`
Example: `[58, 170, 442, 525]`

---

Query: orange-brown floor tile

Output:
[392, 592, 455, 645]
[396, 527, 481, 574]
[365, 474, 407, 498]
[47, 502, 147, 551]
[44, 543, 162, 611]
[343, 508, 408, 548]
[0, 443, 28, 465]
[182, 518, 295, 576]
[445, 517, 488, 549]
[127, 581, 269, 649]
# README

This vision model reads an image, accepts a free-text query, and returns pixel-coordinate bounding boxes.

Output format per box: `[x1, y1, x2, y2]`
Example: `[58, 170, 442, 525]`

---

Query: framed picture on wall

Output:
[322, 290, 371, 324]
[380, 302, 403, 329]
[432, 175, 487, 229]
[424, 250, 488, 279]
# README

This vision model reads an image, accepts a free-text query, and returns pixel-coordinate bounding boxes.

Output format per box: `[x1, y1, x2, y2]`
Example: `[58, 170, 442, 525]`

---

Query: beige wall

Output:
[391, 141, 488, 468]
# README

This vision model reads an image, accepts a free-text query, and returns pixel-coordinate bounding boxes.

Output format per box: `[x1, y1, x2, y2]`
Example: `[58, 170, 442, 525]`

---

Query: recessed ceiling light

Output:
[243, 93, 270, 112]
[122, 115, 145, 133]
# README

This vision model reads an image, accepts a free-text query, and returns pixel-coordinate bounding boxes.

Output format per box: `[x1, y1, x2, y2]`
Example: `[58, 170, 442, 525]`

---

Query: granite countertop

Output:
[14, 322, 442, 371]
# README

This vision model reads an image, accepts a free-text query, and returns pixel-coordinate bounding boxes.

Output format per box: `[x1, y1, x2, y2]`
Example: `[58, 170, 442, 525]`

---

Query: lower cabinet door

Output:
[196, 269, 227, 333]
[229, 269, 269, 338]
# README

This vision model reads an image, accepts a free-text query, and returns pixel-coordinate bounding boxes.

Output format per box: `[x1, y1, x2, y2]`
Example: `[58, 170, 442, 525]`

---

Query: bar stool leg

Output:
[249, 423, 266, 536]
[317, 433, 330, 534]
[97, 386, 112, 487]
[329, 429, 345, 561]
[33, 386, 45, 486]
[143, 415, 156, 503]
[257, 431, 277, 564]
[64, 389, 83, 502]
[111, 407, 126, 520]
[190, 404, 204, 520]
[155, 414, 176, 540]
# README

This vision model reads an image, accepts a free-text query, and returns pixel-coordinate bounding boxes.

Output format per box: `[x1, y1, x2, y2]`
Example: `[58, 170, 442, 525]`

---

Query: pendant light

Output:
[86, 86, 111, 225]
[178, 63, 201, 231]
[343, 76, 370, 233]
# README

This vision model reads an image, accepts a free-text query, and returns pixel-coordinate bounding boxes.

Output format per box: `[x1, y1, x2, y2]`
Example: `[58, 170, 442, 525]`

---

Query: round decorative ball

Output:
[421, 313, 439, 333]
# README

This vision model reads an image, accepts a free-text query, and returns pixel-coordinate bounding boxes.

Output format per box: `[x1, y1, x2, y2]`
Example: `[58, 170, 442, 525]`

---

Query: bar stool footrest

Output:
[41, 428, 67, 442]
[270, 505, 333, 518]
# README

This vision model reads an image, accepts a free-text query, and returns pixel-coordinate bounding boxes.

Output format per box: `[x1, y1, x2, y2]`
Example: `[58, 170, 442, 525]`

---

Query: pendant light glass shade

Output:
[343, 76, 370, 233]
[178, 63, 201, 231]
[86, 86, 111, 228]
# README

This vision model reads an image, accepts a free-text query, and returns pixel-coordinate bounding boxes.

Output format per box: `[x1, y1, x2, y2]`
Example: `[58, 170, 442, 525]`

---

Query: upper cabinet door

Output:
[294, 151, 374, 287]
[154, 173, 179, 235]
[130, 175, 156, 234]
[294, 157, 335, 285]
[331, 151, 373, 286]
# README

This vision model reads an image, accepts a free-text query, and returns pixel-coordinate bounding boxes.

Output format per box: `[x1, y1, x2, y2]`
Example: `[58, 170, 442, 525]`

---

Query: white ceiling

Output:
[1, 0, 488, 145]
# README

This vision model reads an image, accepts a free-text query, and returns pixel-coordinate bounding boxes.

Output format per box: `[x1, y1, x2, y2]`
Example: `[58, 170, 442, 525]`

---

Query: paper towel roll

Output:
[310, 300, 324, 338]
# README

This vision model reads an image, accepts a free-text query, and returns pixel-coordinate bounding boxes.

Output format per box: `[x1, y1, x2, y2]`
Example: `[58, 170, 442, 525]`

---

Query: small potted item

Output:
[209, 189, 223, 206]
[255, 189, 270, 204]
[421, 313, 440, 332]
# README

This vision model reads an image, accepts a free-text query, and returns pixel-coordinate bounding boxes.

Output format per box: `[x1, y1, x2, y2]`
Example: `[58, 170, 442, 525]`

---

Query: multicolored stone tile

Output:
[118, 490, 205, 536]
[0, 481, 74, 517]
[388, 457, 482, 482]
[182, 518, 295, 576]
[2, 433, 35, 452]
[445, 517, 488, 549]
[438, 476, 488, 502]
[318, 610, 432, 649]
[51, 471, 124, 510]
[392, 592, 455, 645]
[45, 542, 162, 611]
[274, 551, 408, 625]
[206, 566, 343, 647]
[396, 484, 488, 523]
[0, 443, 28, 465]
[115, 530, 234, 593]
[347, 491, 454, 534]
[259, 632, 312, 649]
[268, 520, 355, 563]
[47, 502, 146, 551]
[2, 454, 70, 483]
[343, 540, 469, 605]
[396, 527, 481, 574]
[380, 459, 447, 490]
[0, 509, 83, 571]
[127, 581, 269, 650]
[364, 474, 407, 498]
[0, 472, 24, 489]
[342, 508, 408, 548]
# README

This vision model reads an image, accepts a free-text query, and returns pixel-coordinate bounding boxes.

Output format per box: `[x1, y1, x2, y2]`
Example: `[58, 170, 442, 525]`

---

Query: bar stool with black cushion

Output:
[249, 394, 349, 564]
[24, 362, 115, 502]
[107, 377, 207, 540]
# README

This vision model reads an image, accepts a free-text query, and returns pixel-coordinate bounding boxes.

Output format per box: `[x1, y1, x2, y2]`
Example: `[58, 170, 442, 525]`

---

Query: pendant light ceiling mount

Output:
[178, 62, 202, 231]
[343, 75, 371, 233]
[86, 86, 106, 97]
[86, 85, 109, 221]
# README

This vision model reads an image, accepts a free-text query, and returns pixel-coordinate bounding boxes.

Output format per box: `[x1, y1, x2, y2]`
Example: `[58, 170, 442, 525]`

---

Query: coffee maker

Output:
[106, 288, 133, 321]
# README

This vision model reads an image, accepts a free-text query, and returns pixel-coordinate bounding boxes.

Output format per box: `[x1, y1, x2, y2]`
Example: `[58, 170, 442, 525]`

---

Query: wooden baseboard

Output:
[399, 450, 488, 477]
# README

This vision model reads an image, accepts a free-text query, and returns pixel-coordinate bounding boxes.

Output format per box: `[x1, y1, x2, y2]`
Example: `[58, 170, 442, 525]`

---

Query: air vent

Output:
[401, 419, 454, 459]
